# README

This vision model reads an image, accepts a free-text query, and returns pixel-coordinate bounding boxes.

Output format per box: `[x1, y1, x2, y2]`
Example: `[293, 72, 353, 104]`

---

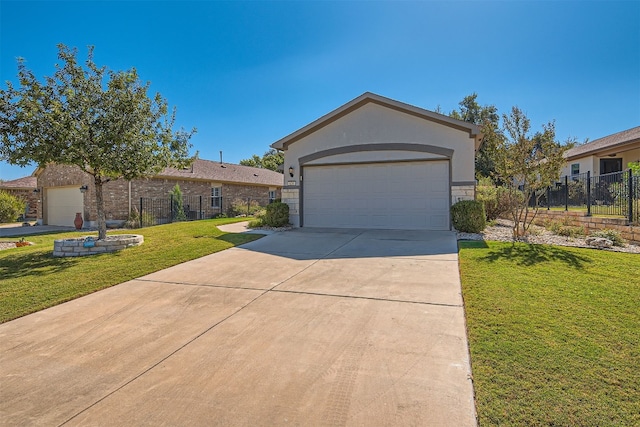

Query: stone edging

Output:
[53, 235, 143, 257]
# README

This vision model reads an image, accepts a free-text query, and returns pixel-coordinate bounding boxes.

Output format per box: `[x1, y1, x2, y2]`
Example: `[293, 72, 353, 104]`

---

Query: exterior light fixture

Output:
[33, 188, 40, 194]
[79, 185, 88, 193]
[289, 166, 294, 177]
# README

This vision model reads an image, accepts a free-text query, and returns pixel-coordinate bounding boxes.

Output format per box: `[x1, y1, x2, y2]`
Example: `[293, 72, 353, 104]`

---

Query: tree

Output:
[0, 190, 26, 223]
[240, 148, 284, 172]
[170, 184, 187, 221]
[0, 44, 195, 239]
[493, 106, 569, 238]
[449, 93, 503, 180]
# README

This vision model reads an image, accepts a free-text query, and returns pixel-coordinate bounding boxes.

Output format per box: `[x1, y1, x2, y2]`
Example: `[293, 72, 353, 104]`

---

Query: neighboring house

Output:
[0, 176, 38, 219]
[561, 126, 640, 178]
[271, 92, 482, 230]
[35, 159, 283, 227]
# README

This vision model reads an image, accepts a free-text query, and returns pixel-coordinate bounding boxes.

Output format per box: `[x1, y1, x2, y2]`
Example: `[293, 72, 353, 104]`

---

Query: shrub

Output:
[263, 202, 289, 227]
[248, 218, 264, 228]
[591, 229, 625, 246]
[170, 184, 187, 221]
[451, 200, 486, 233]
[0, 190, 26, 223]
[556, 225, 585, 238]
[226, 198, 263, 217]
[124, 207, 156, 228]
[476, 178, 511, 221]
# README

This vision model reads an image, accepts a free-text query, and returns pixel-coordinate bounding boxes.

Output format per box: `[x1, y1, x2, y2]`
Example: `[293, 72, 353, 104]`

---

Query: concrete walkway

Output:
[0, 223, 75, 238]
[0, 227, 476, 426]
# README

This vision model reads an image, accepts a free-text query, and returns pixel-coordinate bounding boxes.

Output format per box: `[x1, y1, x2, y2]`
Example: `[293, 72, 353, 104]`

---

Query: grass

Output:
[459, 240, 640, 426]
[0, 218, 261, 323]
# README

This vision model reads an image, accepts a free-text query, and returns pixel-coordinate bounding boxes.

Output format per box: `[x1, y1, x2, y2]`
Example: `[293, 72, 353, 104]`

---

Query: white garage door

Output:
[47, 187, 84, 227]
[303, 161, 450, 230]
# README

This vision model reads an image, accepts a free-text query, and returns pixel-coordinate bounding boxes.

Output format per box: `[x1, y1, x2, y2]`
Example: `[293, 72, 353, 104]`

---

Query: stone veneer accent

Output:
[532, 210, 640, 245]
[53, 234, 143, 257]
[451, 185, 475, 204]
[282, 187, 300, 227]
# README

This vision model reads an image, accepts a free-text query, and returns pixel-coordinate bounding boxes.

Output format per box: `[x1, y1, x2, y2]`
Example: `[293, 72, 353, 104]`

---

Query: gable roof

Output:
[156, 158, 283, 187]
[0, 176, 37, 189]
[565, 126, 640, 160]
[271, 92, 483, 151]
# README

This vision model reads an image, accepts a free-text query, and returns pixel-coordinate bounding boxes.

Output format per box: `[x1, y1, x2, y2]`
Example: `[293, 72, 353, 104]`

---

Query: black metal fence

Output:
[536, 169, 639, 223]
[136, 195, 275, 228]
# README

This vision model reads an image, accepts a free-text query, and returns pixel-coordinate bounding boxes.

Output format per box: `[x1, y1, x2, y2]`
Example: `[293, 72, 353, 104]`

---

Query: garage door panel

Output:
[47, 187, 84, 227]
[303, 161, 450, 230]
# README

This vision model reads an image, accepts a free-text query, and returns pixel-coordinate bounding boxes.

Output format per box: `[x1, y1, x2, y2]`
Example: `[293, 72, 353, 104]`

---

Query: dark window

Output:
[600, 158, 622, 174]
[571, 164, 580, 175]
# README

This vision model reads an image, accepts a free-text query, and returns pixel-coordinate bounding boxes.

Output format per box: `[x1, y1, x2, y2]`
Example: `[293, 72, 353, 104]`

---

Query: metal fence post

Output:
[247, 197, 250, 217]
[547, 186, 550, 210]
[628, 170, 634, 223]
[586, 171, 591, 216]
[139, 197, 143, 228]
[564, 175, 568, 211]
[199, 195, 202, 220]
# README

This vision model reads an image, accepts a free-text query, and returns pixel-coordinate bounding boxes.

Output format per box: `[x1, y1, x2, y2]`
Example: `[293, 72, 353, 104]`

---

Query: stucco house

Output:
[0, 176, 38, 220]
[561, 126, 640, 178]
[271, 92, 482, 230]
[35, 159, 283, 227]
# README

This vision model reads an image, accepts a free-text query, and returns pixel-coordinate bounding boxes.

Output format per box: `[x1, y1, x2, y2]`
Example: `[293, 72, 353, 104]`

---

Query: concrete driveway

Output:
[0, 228, 476, 426]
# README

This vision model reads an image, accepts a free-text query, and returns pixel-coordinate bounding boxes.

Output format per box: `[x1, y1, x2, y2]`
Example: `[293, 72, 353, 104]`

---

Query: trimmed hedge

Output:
[451, 200, 486, 233]
[0, 190, 26, 223]
[264, 202, 289, 227]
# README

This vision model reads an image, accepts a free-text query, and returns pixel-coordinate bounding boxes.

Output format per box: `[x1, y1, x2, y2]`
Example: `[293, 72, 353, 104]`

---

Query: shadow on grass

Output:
[482, 242, 591, 269]
[459, 240, 489, 249]
[0, 250, 80, 280]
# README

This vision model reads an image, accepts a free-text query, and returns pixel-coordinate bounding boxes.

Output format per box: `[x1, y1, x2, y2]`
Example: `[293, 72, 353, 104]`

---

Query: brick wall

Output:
[533, 210, 640, 245]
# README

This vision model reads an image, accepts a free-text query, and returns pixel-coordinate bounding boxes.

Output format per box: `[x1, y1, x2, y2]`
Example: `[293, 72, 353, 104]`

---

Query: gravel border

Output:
[457, 219, 640, 254]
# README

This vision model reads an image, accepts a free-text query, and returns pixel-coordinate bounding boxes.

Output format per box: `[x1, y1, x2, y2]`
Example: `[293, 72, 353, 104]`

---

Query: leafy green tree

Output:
[493, 107, 569, 238]
[0, 44, 195, 239]
[170, 184, 187, 221]
[0, 190, 26, 223]
[450, 93, 503, 180]
[240, 148, 284, 172]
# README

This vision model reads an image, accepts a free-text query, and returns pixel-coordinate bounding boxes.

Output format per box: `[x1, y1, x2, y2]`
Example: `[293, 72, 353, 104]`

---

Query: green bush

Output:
[451, 200, 486, 233]
[124, 207, 156, 229]
[591, 229, 625, 246]
[248, 218, 264, 228]
[0, 190, 26, 223]
[557, 225, 585, 238]
[263, 202, 289, 227]
[226, 198, 263, 217]
[476, 179, 511, 221]
[170, 184, 187, 221]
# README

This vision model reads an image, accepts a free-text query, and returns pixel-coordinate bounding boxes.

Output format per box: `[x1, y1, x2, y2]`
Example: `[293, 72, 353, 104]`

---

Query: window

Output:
[571, 164, 580, 175]
[211, 187, 221, 208]
[268, 190, 276, 204]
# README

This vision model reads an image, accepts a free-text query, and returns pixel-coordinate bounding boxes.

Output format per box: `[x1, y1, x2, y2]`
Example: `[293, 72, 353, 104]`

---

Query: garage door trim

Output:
[298, 143, 453, 165]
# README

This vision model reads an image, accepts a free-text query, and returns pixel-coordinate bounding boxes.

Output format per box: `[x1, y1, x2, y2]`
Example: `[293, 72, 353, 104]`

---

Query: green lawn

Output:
[0, 218, 261, 323]
[459, 241, 640, 426]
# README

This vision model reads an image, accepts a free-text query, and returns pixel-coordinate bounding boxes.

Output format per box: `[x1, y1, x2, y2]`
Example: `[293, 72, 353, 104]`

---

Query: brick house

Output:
[35, 159, 283, 227]
[0, 176, 38, 220]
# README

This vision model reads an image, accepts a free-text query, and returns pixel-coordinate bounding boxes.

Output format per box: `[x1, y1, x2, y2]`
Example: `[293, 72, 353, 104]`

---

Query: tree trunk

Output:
[94, 178, 107, 240]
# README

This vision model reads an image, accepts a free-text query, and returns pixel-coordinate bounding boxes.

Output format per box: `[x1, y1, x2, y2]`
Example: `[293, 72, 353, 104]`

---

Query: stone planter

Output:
[53, 234, 143, 257]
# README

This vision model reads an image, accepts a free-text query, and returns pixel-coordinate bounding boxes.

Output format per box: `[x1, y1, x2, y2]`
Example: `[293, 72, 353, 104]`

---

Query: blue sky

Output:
[1, 0, 639, 180]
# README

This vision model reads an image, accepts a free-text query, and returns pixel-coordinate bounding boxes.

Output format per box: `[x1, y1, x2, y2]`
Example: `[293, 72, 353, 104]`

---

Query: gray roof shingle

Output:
[0, 176, 37, 189]
[565, 126, 640, 159]
[157, 159, 284, 187]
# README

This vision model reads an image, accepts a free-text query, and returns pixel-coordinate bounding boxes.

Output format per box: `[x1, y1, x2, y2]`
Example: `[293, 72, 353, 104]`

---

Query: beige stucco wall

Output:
[283, 103, 476, 186]
[561, 156, 597, 177]
[562, 148, 640, 177]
